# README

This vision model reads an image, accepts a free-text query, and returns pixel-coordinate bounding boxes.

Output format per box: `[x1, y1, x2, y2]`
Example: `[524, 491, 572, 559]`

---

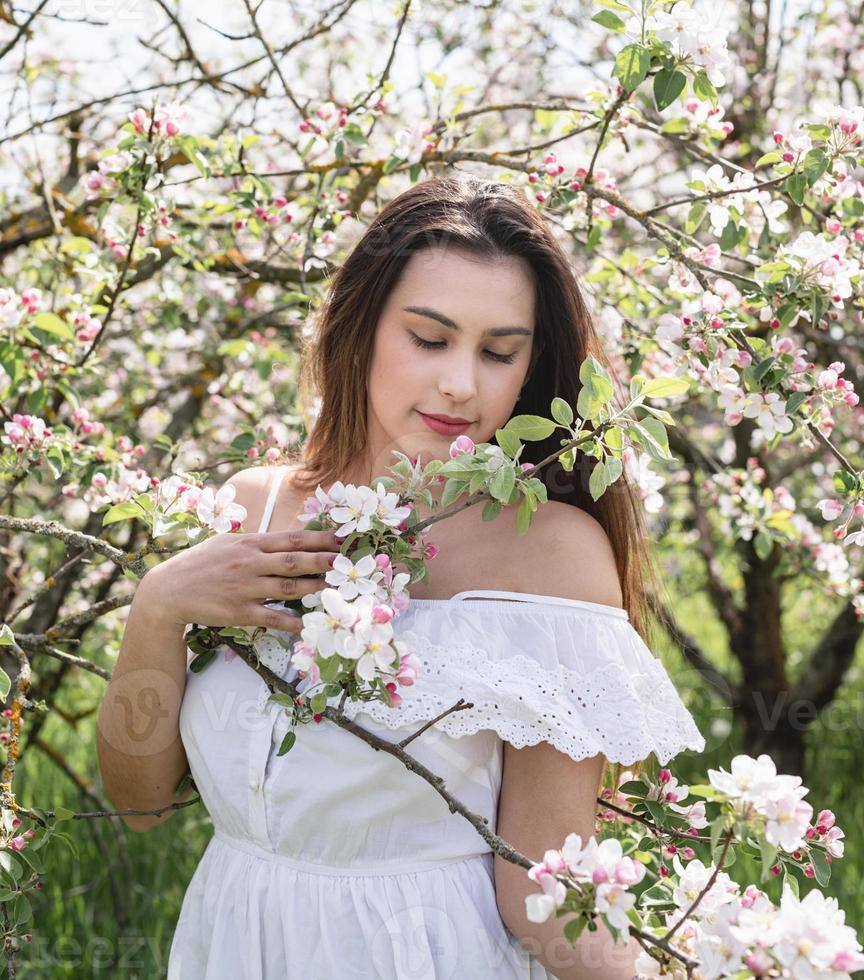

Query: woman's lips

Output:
[417, 411, 472, 436]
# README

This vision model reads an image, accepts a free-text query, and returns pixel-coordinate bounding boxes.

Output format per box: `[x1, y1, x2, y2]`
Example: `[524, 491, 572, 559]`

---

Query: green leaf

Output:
[550, 397, 574, 426]
[784, 173, 807, 206]
[563, 914, 587, 943]
[15, 846, 43, 875]
[579, 356, 614, 399]
[267, 692, 297, 709]
[189, 649, 219, 673]
[628, 418, 670, 460]
[503, 415, 556, 441]
[591, 9, 626, 31]
[102, 500, 144, 526]
[709, 813, 725, 853]
[481, 499, 502, 522]
[755, 150, 783, 168]
[468, 469, 488, 494]
[13, 894, 31, 927]
[178, 136, 210, 177]
[639, 404, 675, 426]
[32, 312, 74, 341]
[310, 691, 328, 713]
[277, 730, 296, 756]
[753, 530, 774, 560]
[440, 477, 467, 509]
[686, 783, 725, 800]
[53, 806, 75, 822]
[759, 838, 778, 881]
[613, 44, 651, 93]
[603, 426, 624, 453]
[783, 867, 800, 898]
[577, 386, 601, 422]
[659, 116, 691, 134]
[802, 148, 829, 186]
[752, 356, 776, 381]
[810, 848, 831, 886]
[317, 656, 341, 683]
[59, 236, 95, 255]
[833, 469, 859, 495]
[641, 376, 690, 398]
[643, 799, 666, 826]
[653, 69, 686, 111]
[489, 463, 516, 503]
[593, 0, 631, 10]
[588, 460, 608, 501]
[0, 852, 22, 881]
[495, 427, 522, 457]
[0, 666, 9, 700]
[692, 69, 718, 104]
[617, 780, 648, 798]
[516, 495, 533, 535]
[719, 219, 738, 250]
[605, 456, 623, 484]
[685, 200, 707, 235]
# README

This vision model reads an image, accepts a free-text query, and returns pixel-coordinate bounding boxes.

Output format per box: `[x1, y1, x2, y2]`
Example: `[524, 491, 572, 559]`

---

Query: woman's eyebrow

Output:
[402, 305, 532, 338]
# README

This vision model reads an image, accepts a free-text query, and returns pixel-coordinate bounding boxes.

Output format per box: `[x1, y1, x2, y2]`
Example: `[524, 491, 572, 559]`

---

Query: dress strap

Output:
[448, 589, 629, 619]
[256, 467, 289, 534]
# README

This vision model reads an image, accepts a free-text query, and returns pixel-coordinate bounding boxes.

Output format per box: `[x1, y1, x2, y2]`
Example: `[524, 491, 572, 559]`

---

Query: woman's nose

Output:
[437, 357, 478, 402]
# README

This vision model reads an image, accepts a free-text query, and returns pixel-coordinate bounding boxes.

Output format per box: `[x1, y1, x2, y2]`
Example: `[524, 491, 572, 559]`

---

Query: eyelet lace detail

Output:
[251, 625, 705, 766]
[250, 632, 298, 713]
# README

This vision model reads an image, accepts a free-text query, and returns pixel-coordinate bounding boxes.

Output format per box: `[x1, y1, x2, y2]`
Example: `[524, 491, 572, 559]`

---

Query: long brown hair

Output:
[287, 173, 674, 785]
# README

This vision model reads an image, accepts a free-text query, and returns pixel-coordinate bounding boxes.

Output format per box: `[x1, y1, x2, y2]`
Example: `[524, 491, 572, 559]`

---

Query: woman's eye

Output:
[408, 332, 517, 365]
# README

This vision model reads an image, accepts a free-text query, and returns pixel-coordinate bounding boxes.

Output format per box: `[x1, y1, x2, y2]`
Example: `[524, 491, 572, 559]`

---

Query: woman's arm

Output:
[493, 502, 641, 978]
[494, 743, 642, 979]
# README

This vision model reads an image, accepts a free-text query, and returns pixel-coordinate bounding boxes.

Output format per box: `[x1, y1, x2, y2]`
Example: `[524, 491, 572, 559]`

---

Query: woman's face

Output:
[359, 245, 536, 481]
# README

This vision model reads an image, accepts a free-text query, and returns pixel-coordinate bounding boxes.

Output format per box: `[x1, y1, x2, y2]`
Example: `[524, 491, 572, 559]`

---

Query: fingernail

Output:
[328, 554, 338, 566]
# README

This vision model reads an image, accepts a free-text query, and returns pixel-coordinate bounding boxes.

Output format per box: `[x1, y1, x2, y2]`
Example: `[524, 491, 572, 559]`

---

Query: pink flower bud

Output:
[371, 604, 394, 624]
[385, 682, 402, 707]
[449, 435, 475, 457]
[816, 809, 836, 831]
[395, 664, 417, 687]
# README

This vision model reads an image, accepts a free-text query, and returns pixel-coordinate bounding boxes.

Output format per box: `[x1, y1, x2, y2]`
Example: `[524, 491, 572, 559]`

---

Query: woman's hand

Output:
[137, 527, 342, 632]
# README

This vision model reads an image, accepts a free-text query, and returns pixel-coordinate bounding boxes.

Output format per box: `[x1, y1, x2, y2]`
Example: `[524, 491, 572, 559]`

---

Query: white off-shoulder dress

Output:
[167, 466, 705, 980]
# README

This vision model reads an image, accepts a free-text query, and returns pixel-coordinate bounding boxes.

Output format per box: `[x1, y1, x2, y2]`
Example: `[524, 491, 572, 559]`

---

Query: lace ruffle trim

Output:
[252, 627, 706, 766]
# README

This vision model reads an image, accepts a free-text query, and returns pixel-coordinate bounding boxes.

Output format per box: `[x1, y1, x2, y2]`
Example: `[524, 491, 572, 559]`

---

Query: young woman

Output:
[98, 174, 705, 979]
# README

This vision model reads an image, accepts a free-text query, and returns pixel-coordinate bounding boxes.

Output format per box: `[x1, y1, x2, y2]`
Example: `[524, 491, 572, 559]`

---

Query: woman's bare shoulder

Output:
[482, 499, 623, 607]
[224, 463, 306, 534]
